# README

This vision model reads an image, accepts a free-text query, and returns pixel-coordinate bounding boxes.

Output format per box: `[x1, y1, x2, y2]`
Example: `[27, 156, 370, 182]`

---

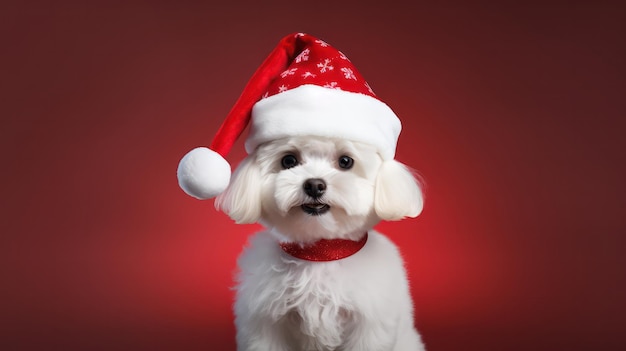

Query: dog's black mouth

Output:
[301, 203, 330, 215]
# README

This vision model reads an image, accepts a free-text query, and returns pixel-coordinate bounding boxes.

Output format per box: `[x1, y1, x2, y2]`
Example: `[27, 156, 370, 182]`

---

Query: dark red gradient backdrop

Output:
[2, 1, 624, 350]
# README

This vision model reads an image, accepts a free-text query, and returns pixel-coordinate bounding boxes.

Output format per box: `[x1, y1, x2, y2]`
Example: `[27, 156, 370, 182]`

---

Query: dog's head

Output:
[215, 136, 423, 242]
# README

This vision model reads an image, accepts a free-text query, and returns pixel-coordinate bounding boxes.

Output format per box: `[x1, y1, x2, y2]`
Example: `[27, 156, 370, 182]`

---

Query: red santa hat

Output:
[177, 33, 402, 199]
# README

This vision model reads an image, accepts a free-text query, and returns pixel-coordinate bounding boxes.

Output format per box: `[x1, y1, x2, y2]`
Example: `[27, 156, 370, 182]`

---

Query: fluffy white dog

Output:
[215, 135, 426, 351]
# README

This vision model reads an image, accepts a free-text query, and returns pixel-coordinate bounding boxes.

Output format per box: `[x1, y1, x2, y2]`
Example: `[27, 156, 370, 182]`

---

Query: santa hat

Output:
[177, 33, 402, 199]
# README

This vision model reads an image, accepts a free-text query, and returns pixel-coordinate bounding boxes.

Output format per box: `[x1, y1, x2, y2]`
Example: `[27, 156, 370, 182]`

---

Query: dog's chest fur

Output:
[280, 267, 353, 350]
[235, 230, 413, 350]
[235, 232, 383, 350]
[246, 245, 354, 348]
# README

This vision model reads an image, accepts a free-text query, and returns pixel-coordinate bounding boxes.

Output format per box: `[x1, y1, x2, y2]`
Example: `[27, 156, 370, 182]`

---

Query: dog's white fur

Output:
[216, 136, 425, 351]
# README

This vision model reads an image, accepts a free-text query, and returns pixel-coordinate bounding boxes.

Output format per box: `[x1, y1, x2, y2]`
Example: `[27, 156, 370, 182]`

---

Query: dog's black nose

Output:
[303, 178, 326, 198]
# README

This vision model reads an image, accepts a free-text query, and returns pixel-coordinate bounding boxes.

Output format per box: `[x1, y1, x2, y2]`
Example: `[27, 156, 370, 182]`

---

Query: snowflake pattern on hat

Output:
[263, 33, 376, 99]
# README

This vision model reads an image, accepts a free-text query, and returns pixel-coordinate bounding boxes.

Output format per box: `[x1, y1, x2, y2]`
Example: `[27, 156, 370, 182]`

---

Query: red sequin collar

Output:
[279, 233, 368, 262]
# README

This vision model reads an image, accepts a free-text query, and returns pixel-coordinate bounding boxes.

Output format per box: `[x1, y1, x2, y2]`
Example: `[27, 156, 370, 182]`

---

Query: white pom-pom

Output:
[177, 147, 231, 199]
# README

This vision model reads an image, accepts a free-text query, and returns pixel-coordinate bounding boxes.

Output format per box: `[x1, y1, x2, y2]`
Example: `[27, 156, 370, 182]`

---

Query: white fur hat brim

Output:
[246, 85, 401, 160]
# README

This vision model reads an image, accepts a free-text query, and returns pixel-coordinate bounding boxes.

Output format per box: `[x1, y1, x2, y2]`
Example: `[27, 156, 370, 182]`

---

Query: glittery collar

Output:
[279, 233, 368, 262]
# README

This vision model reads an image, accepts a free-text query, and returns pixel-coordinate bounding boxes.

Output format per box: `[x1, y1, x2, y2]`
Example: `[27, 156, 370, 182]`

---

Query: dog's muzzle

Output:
[302, 178, 330, 215]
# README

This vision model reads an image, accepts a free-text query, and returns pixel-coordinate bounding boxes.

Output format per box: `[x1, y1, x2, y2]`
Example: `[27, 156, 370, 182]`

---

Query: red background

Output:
[2, 1, 624, 350]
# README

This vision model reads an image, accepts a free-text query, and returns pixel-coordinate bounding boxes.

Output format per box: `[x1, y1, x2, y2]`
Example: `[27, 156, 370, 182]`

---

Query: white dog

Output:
[215, 135, 426, 351]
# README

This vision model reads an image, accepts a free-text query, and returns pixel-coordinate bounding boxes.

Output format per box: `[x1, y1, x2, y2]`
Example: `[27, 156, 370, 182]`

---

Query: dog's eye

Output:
[338, 155, 354, 170]
[281, 154, 299, 169]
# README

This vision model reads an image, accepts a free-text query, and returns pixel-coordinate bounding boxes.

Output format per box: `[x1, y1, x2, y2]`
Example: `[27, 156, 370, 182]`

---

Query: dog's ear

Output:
[215, 157, 262, 224]
[374, 160, 424, 221]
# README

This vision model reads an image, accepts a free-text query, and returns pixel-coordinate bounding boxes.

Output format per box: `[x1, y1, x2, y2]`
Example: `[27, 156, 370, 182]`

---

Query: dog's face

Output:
[216, 136, 423, 243]
[258, 136, 382, 242]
